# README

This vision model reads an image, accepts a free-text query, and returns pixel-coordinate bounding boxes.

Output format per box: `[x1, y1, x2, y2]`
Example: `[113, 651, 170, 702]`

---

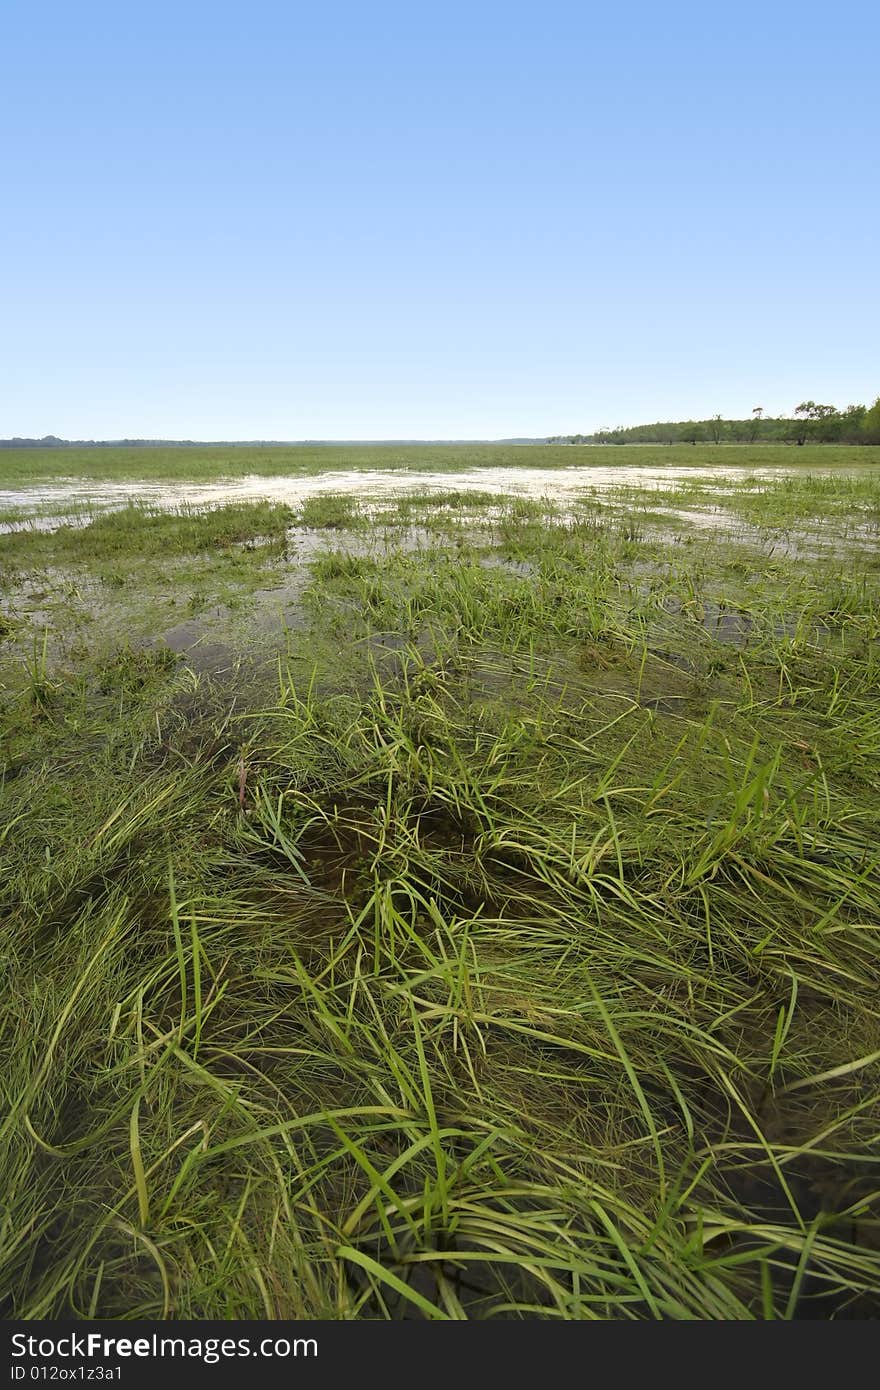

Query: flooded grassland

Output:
[1, 456, 880, 1320]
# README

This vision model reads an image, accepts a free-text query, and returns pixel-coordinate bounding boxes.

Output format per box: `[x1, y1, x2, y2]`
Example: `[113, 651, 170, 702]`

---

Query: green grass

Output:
[0, 501, 294, 566]
[600, 470, 880, 528]
[2, 442, 880, 487]
[297, 494, 364, 530]
[1, 476, 880, 1320]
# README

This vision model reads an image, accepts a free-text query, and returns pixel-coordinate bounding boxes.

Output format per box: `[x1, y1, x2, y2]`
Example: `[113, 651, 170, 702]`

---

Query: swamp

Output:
[2, 442, 880, 1319]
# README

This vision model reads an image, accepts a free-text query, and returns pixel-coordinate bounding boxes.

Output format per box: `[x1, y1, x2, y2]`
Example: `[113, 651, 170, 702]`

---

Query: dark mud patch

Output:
[251, 581, 308, 634]
[717, 1151, 880, 1319]
[158, 620, 234, 674]
[162, 619, 207, 652]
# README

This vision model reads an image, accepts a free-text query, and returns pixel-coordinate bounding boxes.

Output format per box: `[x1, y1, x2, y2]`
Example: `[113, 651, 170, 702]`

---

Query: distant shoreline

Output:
[0, 437, 549, 450]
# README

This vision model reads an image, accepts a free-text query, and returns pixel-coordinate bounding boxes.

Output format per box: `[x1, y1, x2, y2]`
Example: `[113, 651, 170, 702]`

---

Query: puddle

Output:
[0, 515, 91, 535]
[182, 642, 234, 673]
[162, 620, 207, 652]
[666, 506, 748, 533]
[706, 610, 754, 643]
[478, 555, 534, 576]
[251, 582, 307, 634]
[158, 619, 234, 673]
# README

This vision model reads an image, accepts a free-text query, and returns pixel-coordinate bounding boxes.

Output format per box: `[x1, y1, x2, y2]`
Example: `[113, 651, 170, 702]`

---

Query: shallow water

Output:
[0, 462, 867, 525]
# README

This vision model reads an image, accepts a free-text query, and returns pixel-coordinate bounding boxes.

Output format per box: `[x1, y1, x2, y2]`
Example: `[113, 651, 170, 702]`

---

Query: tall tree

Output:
[794, 401, 816, 445]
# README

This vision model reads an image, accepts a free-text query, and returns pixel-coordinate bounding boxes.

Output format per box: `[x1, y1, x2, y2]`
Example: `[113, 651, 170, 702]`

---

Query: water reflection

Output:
[0, 462, 859, 525]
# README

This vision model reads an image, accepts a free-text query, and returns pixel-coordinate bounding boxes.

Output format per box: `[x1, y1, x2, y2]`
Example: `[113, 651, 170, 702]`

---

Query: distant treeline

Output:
[0, 436, 304, 449]
[551, 398, 880, 446]
[0, 436, 524, 450]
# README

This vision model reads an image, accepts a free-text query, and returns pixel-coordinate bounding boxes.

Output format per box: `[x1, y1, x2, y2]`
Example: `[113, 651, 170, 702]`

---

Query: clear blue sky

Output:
[2, 1, 877, 440]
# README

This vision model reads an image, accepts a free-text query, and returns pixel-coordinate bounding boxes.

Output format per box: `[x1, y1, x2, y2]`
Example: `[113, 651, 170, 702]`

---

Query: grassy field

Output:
[2, 441, 880, 487]
[1, 463, 880, 1319]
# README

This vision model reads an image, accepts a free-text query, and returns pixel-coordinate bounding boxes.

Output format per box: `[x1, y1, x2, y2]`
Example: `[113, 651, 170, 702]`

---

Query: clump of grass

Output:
[0, 501, 295, 568]
[311, 552, 374, 582]
[298, 494, 363, 530]
[391, 488, 505, 518]
[79, 500, 295, 555]
[22, 629, 58, 709]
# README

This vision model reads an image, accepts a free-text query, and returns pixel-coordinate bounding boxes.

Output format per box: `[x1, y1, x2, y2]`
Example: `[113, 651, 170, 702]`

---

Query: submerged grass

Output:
[2, 442, 880, 488]
[0, 500, 294, 568]
[1, 478, 880, 1320]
